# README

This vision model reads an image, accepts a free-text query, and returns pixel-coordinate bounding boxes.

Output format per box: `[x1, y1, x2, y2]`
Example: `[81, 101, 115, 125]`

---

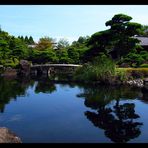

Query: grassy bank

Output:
[116, 68, 148, 80]
[73, 55, 148, 84]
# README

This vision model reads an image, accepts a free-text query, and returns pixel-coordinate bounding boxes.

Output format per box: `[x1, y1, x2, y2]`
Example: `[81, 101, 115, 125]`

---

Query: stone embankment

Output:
[0, 67, 17, 78]
[125, 79, 144, 87]
[125, 78, 148, 89]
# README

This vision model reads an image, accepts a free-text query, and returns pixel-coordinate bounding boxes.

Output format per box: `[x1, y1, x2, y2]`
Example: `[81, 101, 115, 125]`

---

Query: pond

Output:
[0, 77, 148, 143]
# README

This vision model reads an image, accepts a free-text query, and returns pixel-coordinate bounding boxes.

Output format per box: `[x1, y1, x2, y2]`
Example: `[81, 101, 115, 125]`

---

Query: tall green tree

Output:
[10, 38, 29, 60]
[86, 30, 112, 61]
[141, 25, 148, 37]
[0, 31, 11, 60]
[56, 49, 70, 64]
[106, 14, 143, 60]
[67, 47, 80, 63]
[57, 38, 69, 49]
[24, 36, 29, 44]
[87, 13, 143, 61]
[72, 36, 89, 48]
[20, 36, 24, 41]
[28, 36, 34, 44]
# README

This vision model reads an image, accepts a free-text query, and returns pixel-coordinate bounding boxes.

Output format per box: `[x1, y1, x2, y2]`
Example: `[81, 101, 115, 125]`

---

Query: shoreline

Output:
[0, 64, 148, 90]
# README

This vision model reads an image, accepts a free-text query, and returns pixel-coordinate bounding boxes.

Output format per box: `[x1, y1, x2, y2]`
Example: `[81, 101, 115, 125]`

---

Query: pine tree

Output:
[20, 36, 24, 41]
[29, 36, 34, 44]
[25, 36, 29, 44]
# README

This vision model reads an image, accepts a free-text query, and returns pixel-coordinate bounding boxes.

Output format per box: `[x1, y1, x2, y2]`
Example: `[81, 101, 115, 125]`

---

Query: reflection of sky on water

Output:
[0, 114, 22, 123]
[0, 78, 148, 143]
[8, 114, 22, 122]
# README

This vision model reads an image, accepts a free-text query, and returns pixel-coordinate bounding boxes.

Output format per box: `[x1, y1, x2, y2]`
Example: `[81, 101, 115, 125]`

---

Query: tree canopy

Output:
[86, 13, 143, 61]
[0, 13, 147, 67]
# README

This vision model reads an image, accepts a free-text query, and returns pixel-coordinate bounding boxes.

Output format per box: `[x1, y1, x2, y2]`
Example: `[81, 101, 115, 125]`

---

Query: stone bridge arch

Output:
[30, 64, 82, 78]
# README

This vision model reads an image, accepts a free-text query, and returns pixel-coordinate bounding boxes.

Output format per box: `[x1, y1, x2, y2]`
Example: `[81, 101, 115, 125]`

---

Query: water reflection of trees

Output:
[0, 77, 147, 142]
[0, 77, 34, 113]
[0, 76, 62, 113]
[35, 80, 56, 94]
[0, 77, 58, 113]
[77, 85, 144, 143]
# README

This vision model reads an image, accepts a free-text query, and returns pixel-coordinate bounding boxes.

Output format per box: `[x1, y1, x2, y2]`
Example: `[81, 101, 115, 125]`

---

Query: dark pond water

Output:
[0, 77, 148, 143]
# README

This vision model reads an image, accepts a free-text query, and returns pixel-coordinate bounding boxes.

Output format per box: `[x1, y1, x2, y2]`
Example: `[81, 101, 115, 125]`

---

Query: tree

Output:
[36, 37, 56, 50]
[28, 36, 34, 44]
[87, 14, 143, 61]
[77, 85, 143, 143]
[86, 30, 113, 61]
[72, 36, 90, 48]
[56, 49, 70, 64]
[106, 14, 143, 60]
[30, 48, 58, 64]
[57, 38, 69, 49]
[0, 28, 31, 67]
[119, 49, 148, 67]
[71, 41, 79, 47]
[24, 36, 29, 44]
[10, 38, 29, 60]
[20, 36, 24, 41]
[77, 36, 89, 44]
[67, 47, 80, 63]
[0, 30, 11, 61]
[0, 40, 10, 60]
[141, 25, 148, 37]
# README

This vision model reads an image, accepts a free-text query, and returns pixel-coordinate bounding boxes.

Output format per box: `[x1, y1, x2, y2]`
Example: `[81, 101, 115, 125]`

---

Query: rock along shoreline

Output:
[0, 127, 22, 143]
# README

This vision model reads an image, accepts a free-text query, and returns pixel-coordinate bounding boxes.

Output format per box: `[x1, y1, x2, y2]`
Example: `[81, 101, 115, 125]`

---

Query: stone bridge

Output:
[30, 64, 82, 77]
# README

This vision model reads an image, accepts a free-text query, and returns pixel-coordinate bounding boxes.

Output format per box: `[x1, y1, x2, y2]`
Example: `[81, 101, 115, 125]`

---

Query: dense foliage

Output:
[0, 29, 29, 68]
[18, 35, 35, 45]
[86, 14, 144, 61]
[0, 13, 148, 69]
[0, 28, 89, 66]
[74, 54, 116, 83]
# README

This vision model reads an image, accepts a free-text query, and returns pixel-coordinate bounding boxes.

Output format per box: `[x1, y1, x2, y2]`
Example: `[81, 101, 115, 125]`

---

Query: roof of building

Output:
[134, 36, 148, 46]
[28, 44, 37, 48]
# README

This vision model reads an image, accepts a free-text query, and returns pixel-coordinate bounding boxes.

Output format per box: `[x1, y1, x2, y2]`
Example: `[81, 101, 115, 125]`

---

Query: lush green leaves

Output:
[106, 14, 132, 26]
[74, 54, 115, 82]
[57, 38, 69, 49]
[0, 13, 147, 68]
[87, 13, 143, 61]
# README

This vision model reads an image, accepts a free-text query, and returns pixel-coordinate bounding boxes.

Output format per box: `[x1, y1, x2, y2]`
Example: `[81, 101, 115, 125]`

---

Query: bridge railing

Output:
[31, 64, 82, 68]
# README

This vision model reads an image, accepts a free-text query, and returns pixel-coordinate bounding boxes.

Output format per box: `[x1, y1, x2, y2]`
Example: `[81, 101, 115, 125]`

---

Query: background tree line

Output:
[0, 13, 148, 68]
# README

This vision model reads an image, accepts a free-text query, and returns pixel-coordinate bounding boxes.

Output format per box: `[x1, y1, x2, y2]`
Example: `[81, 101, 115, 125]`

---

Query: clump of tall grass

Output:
[140, 64, 148, 68]
[74, 54, 116, 83]
[115, 68, 127, 81]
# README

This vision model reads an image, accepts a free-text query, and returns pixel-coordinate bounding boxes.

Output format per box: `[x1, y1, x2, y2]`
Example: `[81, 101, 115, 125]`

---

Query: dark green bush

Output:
[140, 64, 148, 68]
[74, 54, 116, 83]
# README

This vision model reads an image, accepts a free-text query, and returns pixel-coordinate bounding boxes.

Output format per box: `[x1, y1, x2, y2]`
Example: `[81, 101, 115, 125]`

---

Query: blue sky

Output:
[0, 5, 148, 43]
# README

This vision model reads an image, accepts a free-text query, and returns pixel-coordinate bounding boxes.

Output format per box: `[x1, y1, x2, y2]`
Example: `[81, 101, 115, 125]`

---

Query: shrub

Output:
[115, 68, 127, 81]
[74, 54, 116, 83]
[140, 64, 148, 68]
[125, 68, 148, 78]
[119, 50, 148, 67]
[115, 68, 148, 80]
[1, 58, 19, 68]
